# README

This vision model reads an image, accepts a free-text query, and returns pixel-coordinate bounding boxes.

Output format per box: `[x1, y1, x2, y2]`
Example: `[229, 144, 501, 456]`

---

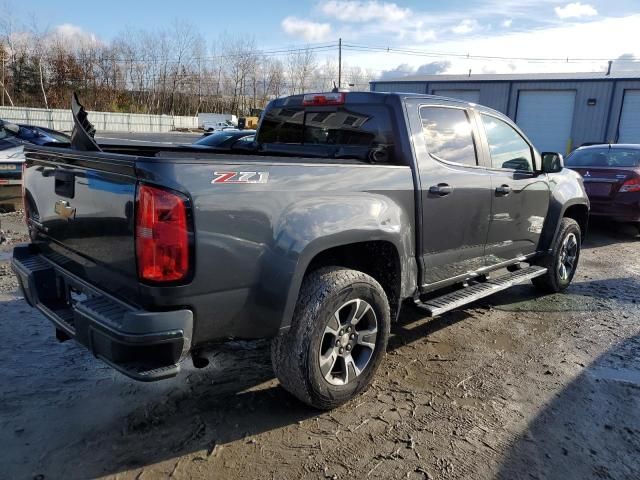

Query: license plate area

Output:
[0, 163, 19, 170]
[585, 183, 612, 198]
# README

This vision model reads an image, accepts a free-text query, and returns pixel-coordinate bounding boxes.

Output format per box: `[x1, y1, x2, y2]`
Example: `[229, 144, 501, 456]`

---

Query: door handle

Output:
[495, 184, 511, 196]
[429, 183, 453, 196]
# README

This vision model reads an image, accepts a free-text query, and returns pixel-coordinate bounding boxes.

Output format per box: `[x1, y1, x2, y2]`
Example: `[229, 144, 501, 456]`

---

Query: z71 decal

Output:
[212, 171, 269, 184]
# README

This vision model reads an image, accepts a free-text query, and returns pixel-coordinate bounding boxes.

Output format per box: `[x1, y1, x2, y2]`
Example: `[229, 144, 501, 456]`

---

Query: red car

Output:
[565, 145, 640, 233]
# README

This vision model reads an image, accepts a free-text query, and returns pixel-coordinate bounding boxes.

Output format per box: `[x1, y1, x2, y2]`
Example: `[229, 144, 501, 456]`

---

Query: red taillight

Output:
[135, 184, 190, 283]
[620, 177, 640, 193]
[302, 92, 345, 106]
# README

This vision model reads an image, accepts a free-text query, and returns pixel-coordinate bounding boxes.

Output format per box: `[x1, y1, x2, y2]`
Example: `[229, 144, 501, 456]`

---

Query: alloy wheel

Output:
[318, 298, 378, 386]
[558, 232, 578, 281]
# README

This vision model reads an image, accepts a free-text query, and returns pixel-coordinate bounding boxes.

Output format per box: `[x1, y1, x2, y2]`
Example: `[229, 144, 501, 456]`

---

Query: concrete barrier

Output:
[0, 106, 198, 133]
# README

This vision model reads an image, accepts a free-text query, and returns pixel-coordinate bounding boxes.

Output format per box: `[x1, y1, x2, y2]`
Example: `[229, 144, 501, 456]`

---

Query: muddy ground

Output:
[0, 185, 21, 214]
[1, 212, 639, 480]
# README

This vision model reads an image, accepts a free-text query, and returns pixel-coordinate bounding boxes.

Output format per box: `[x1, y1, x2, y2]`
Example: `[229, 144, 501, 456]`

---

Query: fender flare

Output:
[539, 199, 589, 253]
[278, 232, 414, 333]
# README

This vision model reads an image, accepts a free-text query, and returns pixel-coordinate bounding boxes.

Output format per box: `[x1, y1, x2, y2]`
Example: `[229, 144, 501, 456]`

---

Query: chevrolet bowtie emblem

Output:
[54, 200, 76, 220]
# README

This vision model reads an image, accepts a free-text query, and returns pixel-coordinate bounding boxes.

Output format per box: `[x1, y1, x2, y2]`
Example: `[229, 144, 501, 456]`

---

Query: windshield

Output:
[257, 104, 396, 162]
[566, 148, 640, 168]
[34, 128, 70, 143]
[16, 127, 40, 142]
[194, 131, 251, 147]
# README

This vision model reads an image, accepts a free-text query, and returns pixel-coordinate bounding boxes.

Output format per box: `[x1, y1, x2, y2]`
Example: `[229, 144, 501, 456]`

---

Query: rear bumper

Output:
[0, 178, 22, 186]
[590, 193, 640, 223]
[11, 244, 193, 381]
[0, 164, 23, 185]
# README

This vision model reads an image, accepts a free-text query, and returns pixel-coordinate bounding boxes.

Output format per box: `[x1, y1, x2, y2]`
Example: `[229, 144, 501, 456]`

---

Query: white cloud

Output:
[502, 19, 513, 28]
[51, 23, 99, 44]
[554, 2, 598, 19]
[281, 16, 332, 42]
[320, 1, 411, 23]
[379, 60, 450, 79]
[413, 29, 436, 42]
[347, 14, 640, 79]
[611, 53, 640, 72]
[451, 19, 478, 34]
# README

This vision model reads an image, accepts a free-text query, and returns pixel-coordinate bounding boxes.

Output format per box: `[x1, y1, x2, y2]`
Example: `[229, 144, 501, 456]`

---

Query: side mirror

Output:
[541, 152, 564, 173]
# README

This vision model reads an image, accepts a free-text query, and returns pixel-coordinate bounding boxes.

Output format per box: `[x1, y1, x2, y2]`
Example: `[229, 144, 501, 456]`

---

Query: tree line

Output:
[0, 16, 375, 117]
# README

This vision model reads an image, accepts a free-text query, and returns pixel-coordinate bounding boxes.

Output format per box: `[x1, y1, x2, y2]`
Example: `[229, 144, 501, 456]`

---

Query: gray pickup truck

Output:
[12, 92, 588, 409]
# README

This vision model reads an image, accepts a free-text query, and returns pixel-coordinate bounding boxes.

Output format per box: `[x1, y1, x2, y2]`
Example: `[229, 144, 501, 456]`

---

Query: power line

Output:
[9, 44, 338, 64]
[342, 42, 639, 64]
[6, 36, 638, 66]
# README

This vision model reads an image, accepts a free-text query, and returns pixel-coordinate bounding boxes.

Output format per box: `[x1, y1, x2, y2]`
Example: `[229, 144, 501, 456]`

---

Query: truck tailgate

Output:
[24, 147, 139, 294]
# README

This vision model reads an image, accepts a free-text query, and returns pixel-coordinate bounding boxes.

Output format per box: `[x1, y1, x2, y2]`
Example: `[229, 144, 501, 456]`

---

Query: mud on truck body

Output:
[12, 92, 588, 409]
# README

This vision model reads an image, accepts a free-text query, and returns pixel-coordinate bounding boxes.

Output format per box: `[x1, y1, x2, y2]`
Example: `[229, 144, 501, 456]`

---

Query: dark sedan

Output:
[188, 129, 256, 150]
[15, 124, 71, 145]
[0, 119, 70, 149]
[565, 145, 640, 232]
[1, 120, 70, 186]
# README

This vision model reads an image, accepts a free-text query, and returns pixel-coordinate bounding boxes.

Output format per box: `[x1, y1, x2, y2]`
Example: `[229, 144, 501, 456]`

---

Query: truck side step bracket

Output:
[416, 266, 547, 317]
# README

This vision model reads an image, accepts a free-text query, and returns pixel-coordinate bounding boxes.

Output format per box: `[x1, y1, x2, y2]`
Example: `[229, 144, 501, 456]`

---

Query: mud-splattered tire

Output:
[532, 217, 581, 293]
[271, 267, 390, 410]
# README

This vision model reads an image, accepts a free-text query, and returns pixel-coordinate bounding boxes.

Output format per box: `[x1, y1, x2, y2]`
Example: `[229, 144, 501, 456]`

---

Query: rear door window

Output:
[420, 106, 478, 166]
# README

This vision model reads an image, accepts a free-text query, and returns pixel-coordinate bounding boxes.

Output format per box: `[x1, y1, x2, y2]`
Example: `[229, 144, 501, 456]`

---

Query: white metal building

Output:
[370, 72, 640, 153]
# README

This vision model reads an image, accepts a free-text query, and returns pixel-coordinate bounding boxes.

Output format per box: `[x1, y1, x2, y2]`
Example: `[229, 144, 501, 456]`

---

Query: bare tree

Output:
[0, 10, 378, 116]
[286, 47, 317, 95]
[0, 41, 14, 106]
[263, 57, 285, 100]
[222, 36, 258, 115]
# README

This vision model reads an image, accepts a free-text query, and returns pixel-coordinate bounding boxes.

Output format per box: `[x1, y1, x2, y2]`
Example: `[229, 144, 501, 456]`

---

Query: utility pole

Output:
[338, 38, 342, 90]
[1, 50, 5, 107]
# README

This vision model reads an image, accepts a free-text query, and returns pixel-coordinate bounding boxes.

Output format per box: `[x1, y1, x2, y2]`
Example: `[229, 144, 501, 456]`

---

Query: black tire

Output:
[271, 267, 390, 410]
[532, 217, 581, 293]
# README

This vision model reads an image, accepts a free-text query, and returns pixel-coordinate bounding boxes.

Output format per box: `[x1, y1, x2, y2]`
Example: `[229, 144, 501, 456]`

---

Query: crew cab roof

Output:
[269, 90, 507, 121]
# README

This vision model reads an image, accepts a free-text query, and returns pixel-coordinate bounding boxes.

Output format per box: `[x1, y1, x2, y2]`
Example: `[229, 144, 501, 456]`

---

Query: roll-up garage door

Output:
[618, 90, 640, 143]
[433, 90, 480, 103]
[516, 90, 576, 153]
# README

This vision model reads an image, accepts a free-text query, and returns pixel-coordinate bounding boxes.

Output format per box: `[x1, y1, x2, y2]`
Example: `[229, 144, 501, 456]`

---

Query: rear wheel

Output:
[271, 267, 390, 410]
[532, 217, 581, 293]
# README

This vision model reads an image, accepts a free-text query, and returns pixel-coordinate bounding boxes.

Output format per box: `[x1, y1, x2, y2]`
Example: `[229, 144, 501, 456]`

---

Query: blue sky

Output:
[10, 0, 640, 76]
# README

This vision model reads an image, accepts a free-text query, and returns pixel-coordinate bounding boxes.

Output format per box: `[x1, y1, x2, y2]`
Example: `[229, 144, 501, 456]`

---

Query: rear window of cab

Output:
[257, 104, 397, 162]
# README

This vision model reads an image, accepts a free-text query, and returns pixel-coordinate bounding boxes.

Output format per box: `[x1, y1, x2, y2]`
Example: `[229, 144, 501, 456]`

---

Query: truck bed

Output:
[21, 143, 415, 345]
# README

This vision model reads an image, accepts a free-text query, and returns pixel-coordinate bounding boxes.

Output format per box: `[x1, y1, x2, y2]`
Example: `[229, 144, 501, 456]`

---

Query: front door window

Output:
[481, 114, 534, 172]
